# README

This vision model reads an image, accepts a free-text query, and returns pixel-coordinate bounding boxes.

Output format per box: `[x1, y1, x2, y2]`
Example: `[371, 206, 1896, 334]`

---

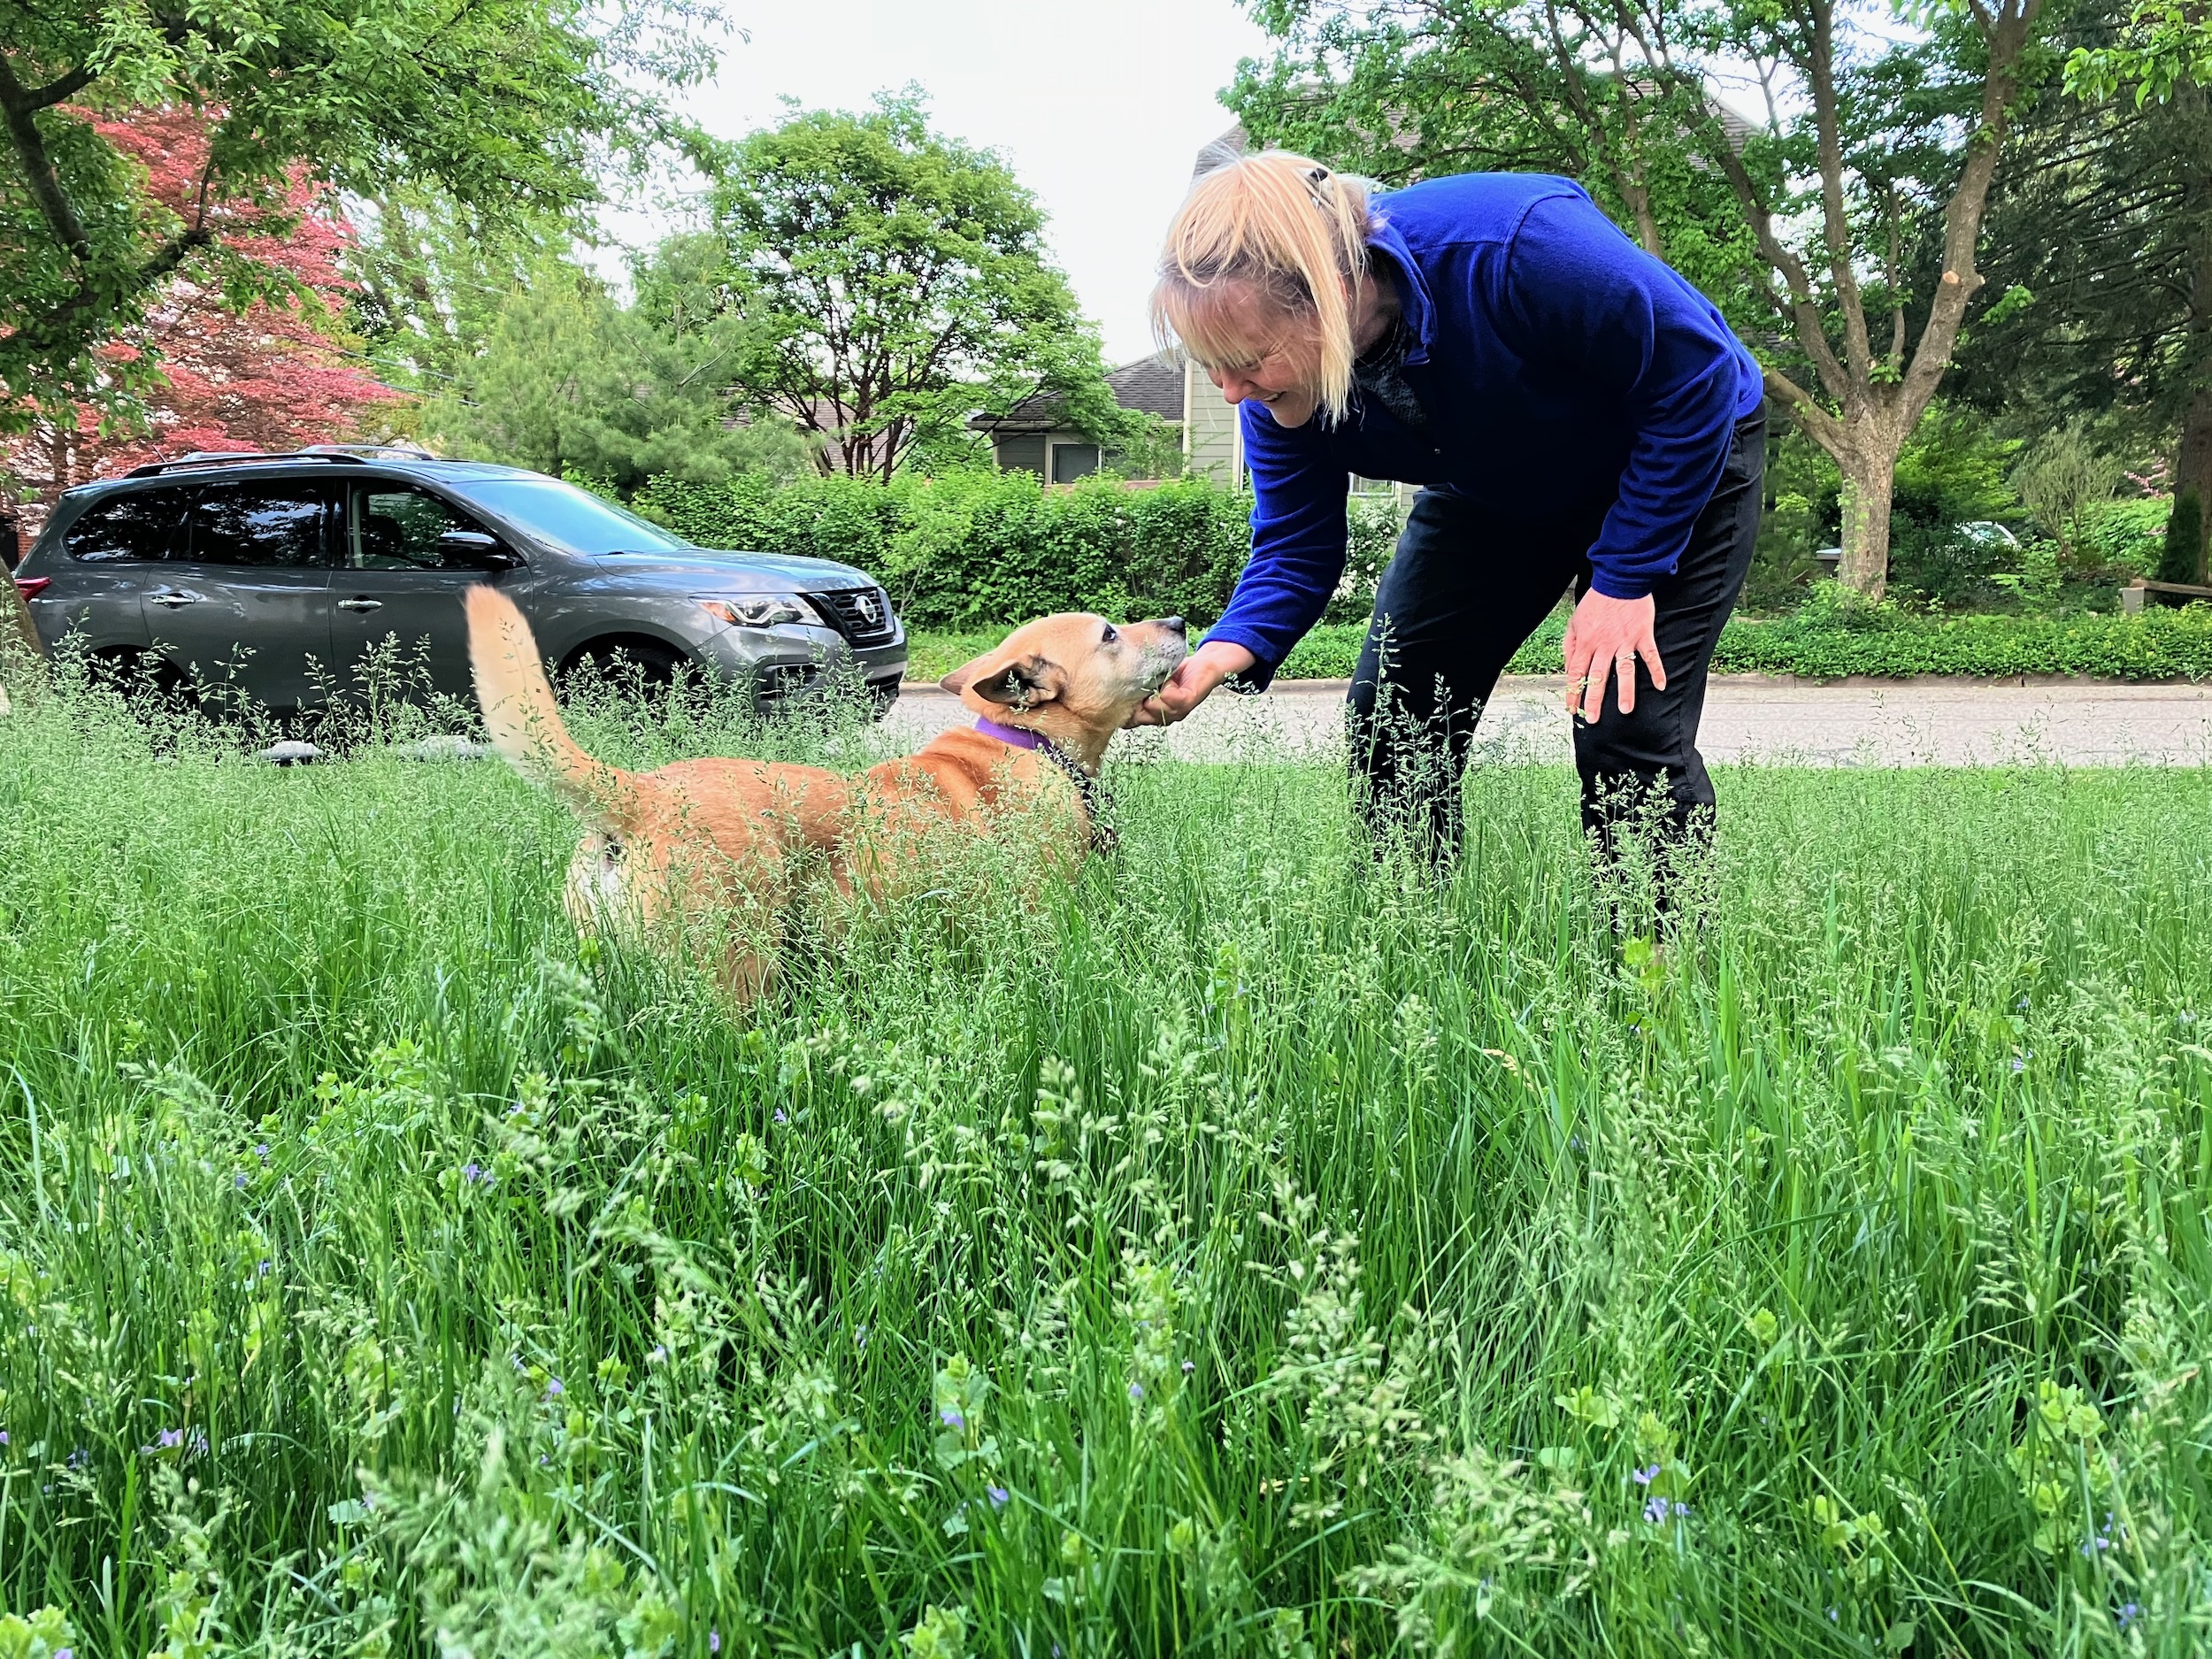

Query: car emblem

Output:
[854, 592, 881, 626]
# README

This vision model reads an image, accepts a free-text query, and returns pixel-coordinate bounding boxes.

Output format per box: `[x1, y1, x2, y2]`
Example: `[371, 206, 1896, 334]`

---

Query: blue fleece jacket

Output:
[1207, 173, 1764, 684]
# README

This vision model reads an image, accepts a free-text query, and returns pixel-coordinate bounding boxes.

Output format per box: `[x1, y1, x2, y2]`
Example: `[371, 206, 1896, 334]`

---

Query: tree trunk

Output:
[1835, 444, 1896, 599]
[2178, 214, 2212, 584]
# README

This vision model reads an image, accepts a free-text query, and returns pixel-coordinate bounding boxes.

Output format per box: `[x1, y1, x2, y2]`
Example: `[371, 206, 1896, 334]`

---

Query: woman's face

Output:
[1195, 281, 1325, 429]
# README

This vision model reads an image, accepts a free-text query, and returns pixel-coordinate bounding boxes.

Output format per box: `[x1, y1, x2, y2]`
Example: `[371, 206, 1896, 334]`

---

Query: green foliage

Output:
[3, 683, 2210, 1651]
[0, 0, 721, 421]
[1268, 604, 2212, 680]
[430, 250, 811, 491]
[635, 468, 1257, 628]
[2011, 425, 2118, 560]
[1886, 411, 2028, 608]
[2161, 488, 2206, 586]
[2083, 496, 2175, 575]
[709, 94, 1122, 480]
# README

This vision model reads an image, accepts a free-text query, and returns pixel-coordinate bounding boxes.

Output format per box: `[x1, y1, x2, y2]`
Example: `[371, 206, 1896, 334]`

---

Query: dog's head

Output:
[941, 613, 1189, 763]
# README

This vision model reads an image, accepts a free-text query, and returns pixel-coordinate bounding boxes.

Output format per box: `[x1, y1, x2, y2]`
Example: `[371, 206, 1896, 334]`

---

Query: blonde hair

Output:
[1151, 150, 1374, 425]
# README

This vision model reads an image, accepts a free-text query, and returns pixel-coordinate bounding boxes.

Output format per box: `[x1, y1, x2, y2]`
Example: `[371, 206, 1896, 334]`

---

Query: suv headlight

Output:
[696, 594, 825, 629]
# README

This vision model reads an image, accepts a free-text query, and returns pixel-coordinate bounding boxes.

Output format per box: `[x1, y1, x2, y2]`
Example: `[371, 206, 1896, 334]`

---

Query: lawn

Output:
[1, 679, 2208, 1657]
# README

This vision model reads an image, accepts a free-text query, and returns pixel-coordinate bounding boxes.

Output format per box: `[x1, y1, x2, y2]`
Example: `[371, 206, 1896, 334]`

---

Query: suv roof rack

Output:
[123, 443, 444, 479]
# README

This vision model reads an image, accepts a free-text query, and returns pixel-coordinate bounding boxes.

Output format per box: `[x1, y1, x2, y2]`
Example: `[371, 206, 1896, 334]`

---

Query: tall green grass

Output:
[0, 673, 2207, 1656]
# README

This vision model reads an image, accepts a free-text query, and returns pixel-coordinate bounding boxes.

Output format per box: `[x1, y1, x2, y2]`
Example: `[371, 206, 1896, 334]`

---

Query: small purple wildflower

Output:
[257, 1259, 272, 1277]
[854, 1325, 867, 1349]
[545, 1378, 564, 1398]
[1181, 1359, 1195, 1374]
[158, 1427, 184, 1449]
[462, 1162, 485, 1185]
[234, 1171, 248, 1189]
[940, 1407, 965, 1429]
[1632, 1463, 1661, 1487]
[987, 1485, 1010, 1508]
[256, 1142, 269, 1160]
[2011, 1056, 2026, 1074]
[54, 1649, 72, 1659]
[649, 1344, 667, 1363]
[1128, 1381, 1144, 1402]
[772, 1110, 788, 1125]
[0, 1429, 9, 1444]
[1644, 1496, 1669, 1524]
[2117, 1602, 2140, 1631]
[1673, 1501, 1689, 1518]
[710, 1633, 721, 1655]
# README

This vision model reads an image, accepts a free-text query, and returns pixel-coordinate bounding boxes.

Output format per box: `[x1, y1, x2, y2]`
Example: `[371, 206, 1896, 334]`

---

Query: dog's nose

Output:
[1160, 615, 1187, 636]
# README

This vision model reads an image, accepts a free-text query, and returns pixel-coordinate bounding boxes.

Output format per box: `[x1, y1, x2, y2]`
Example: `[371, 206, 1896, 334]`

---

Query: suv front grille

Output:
[808, 587, 897, 646]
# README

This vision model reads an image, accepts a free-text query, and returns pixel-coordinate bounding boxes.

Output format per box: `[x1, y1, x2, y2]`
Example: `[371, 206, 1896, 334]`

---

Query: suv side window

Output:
[183, 480, 335, 567]
[351, 485, 495, 569]
[65, 491, 188, 562]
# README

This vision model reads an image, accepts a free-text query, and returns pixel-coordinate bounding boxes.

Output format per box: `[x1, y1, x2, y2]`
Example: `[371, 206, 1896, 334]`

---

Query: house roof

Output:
[969, 351, 1186, 434]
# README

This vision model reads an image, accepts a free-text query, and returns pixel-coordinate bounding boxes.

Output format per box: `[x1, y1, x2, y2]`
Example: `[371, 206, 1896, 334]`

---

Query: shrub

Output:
[1258, 604, 2212, 681]
[634, 469, 1256, 629]
[2081, 496, 2171, 575]
[2010, 425, 2116, 563]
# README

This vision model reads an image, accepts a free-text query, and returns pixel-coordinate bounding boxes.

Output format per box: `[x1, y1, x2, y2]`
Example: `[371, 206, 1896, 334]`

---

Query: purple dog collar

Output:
[972, 714, 1115, 850]
[973, 714, 1046, 751]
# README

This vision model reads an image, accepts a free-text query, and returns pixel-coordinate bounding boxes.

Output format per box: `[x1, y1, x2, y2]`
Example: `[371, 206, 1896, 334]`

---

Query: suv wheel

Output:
[88, 647, 191, 702]
[563, 638, 686, 689]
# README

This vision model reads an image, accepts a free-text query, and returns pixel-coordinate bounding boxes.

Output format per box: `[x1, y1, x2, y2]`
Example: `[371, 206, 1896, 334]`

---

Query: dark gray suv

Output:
[15, 447, 908, 710]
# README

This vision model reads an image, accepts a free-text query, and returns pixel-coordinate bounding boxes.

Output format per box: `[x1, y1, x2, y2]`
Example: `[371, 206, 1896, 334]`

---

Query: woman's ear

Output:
[941, 649, 1060, 708]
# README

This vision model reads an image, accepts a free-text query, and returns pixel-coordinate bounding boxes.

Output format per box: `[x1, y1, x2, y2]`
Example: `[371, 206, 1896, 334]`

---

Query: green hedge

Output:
[634, 469, 1256, 631]
[1267, 607, 2212, 681]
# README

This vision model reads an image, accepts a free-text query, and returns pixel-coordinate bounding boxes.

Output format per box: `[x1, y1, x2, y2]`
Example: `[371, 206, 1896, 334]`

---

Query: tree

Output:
[0, 0, 721, 426]
[1233, 0, 2055, 597]
[2161, 487, 2205, 583]
[2064, 0, 2212, 578]
[431, 244, 811, 492]
[708, 94, 1125, 481]
[0, 108, 400, 495]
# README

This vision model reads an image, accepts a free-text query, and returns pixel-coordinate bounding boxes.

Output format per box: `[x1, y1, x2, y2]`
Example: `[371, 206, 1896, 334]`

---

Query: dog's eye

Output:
[1102, 624, 1118, 644]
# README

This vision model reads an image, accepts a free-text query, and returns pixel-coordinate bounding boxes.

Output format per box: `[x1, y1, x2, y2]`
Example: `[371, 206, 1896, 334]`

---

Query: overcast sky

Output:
[601, 0, 1271, 365]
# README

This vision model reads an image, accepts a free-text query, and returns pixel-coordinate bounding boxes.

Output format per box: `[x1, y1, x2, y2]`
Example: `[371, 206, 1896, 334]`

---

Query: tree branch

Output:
[0, 51, 92, 260]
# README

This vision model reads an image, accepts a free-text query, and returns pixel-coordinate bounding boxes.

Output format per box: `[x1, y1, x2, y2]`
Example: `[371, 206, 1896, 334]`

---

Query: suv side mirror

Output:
[440, 528, 520, 570]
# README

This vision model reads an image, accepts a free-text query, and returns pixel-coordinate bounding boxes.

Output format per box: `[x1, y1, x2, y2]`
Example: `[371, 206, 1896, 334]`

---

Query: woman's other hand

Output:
[1125, 640, 1257, 726]
[1562, 588, 1666, 723]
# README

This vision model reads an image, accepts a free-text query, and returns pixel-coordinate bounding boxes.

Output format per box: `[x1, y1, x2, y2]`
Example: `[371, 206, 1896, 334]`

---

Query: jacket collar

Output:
[1365, 207, 1434, 368]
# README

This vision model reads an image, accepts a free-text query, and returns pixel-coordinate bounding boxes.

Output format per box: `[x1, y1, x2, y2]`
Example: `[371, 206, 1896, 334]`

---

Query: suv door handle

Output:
[150, 588, 202, 608]
[336, 597, 384, 612]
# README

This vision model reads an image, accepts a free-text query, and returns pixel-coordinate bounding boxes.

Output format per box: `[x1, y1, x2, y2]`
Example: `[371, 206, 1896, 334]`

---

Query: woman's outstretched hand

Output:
[1562, 588, 1665, 724]
[1125, 640, 1257, 727]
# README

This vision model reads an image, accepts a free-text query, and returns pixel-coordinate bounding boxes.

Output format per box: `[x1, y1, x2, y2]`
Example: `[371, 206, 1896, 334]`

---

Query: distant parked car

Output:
[14, 447, 908, 713]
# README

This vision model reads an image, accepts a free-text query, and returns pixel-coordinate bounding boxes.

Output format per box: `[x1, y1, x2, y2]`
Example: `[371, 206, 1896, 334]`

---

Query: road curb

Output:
[899, 672, 2212, 696]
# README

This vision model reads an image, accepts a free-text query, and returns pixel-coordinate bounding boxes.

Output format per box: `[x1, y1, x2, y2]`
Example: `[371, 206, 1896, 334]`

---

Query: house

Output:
[969, 351, 1186, 483]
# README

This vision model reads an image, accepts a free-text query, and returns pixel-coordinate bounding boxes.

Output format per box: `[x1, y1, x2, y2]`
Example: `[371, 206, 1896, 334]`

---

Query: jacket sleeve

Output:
[1497, 193, 1747, 600]
[1202, 403, 1348, 690]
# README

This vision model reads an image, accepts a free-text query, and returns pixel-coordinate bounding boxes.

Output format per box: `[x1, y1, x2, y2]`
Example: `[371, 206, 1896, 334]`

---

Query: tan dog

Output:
[465, 586, 1187, 1000]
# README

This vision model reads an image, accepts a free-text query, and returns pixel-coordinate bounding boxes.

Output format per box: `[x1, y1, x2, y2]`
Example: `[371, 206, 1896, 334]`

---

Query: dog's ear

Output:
[941, 650, 1061, 707]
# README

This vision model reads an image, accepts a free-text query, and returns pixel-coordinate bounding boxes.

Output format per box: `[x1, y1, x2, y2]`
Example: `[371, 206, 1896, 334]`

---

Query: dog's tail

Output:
[466, 586, 641, 833]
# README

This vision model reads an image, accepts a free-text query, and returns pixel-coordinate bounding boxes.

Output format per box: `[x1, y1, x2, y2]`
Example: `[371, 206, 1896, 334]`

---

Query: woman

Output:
[1135, 150, 1766, 874]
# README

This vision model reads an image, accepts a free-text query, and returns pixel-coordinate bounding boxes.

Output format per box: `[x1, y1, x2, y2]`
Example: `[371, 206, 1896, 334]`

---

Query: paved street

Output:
[885, 676, 2212, 767]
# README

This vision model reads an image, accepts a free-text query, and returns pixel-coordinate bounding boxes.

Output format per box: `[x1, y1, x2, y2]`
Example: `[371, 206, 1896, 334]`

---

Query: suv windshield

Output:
[465, 479, 692, 557]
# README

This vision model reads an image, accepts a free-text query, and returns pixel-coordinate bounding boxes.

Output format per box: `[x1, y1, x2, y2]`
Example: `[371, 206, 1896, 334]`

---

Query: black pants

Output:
[1349, 410, 1766, 868]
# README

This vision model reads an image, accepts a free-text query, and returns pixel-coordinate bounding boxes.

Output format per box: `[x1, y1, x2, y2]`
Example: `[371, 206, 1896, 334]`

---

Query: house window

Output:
[1050, 443, 1101, 484]
[1349, 474, 1396, 496]
[996, 434, 1047, 475]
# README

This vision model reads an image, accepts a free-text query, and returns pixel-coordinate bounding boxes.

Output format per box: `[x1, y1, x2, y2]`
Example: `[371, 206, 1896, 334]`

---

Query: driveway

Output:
[885, 676, 2212, 767]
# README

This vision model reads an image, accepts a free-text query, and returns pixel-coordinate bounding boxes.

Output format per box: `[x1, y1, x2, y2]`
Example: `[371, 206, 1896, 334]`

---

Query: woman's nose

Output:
[1210, 366, 1255, 405]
